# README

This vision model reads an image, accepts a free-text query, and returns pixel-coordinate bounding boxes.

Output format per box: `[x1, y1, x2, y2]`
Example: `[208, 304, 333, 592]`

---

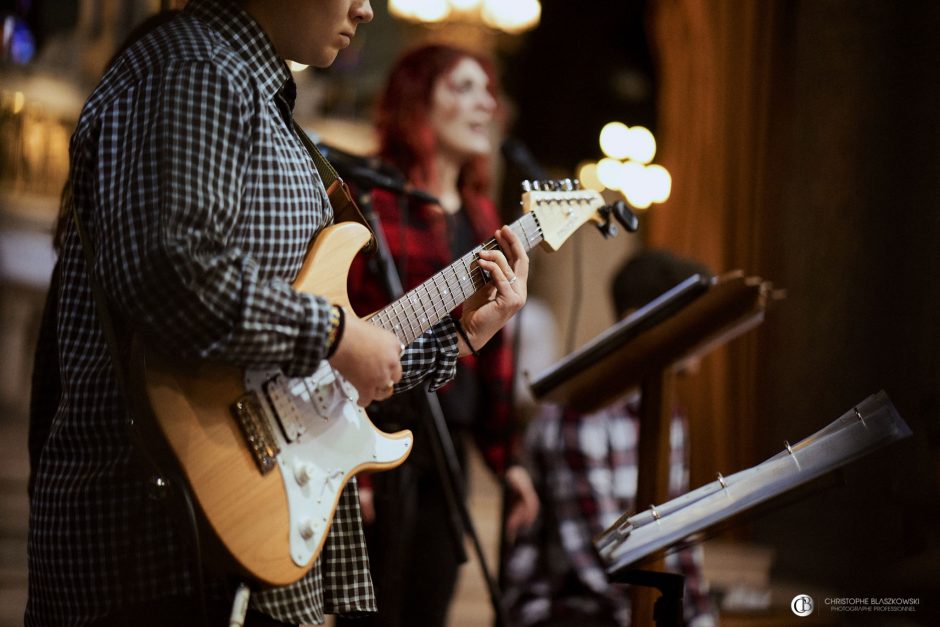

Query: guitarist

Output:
[26, 2, 528, 626]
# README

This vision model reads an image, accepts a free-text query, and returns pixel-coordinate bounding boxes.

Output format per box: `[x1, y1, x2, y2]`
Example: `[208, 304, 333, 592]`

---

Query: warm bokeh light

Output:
[12, 91, 25, 114]
[596, 158, 623, 191]
[624, 125, 656, 164]
[388, 0, 418, 19]
[416, 0, 451, 22]
[624, 187, 653, 210]
[481, 0, 541, 34]
[577, 161, 604, 192]
[645, 164, 672, 203]
[599, 121, 631, 160]
[389, 0, 451, 22]
[619, 161, 645, 196]
[450, 0, 482, 10]
[584, 122, 670, 210]
[391, 0, 540, 33]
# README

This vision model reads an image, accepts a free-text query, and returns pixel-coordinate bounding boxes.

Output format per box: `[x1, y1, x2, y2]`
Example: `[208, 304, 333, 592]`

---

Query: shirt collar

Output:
[186, 0, 291, 102]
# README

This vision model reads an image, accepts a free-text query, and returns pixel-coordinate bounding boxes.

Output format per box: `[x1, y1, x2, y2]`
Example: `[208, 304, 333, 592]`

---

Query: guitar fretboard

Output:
[367, 212, 543, 345]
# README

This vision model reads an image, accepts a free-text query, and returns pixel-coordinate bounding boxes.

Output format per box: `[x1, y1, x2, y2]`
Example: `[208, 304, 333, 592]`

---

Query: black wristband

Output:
[450, 315, 478, 357]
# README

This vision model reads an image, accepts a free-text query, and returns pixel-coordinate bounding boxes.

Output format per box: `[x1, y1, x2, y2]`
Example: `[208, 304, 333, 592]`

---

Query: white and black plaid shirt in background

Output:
[26, 1, 460, 625]
[504, 395, 718, 627]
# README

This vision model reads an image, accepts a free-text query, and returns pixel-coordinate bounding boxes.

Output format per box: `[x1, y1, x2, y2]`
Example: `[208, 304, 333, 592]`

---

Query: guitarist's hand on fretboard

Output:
[329, 314, 403, 406]
[457, 225, 529, 355]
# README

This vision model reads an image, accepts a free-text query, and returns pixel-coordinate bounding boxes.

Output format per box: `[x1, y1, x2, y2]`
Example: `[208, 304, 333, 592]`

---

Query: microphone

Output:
[316, 143, 440, 206]
[501, 137, 546, 181]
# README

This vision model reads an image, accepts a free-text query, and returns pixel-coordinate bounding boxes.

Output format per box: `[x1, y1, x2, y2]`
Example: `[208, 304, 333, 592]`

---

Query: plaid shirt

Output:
[26, 2, 458, 625]
[347, 189, 517, 475]
[504, 396, 717, 626]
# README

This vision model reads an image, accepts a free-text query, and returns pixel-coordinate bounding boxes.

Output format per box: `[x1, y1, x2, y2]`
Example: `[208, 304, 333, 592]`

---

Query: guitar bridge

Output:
[231, 392, 280, 474]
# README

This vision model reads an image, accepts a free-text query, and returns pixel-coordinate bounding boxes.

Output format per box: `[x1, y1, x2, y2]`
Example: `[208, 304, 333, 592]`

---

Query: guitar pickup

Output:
[231, 392, 280, 475]
[264, 374, 309, 442]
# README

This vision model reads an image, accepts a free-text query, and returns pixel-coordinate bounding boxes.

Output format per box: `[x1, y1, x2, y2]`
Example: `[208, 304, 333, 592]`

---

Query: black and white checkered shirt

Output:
[26, 1, 458, 625]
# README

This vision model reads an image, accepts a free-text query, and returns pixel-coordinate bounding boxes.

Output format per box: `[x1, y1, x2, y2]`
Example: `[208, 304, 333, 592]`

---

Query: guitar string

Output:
[367, 221, 543, 343]
[369, 251, 490, 341]
[288, 197, 592, 392]
[364, 194, 600, 343]
[382, 217, 545, 329]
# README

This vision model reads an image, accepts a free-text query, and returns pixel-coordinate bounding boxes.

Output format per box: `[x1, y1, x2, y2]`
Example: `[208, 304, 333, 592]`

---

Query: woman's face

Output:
[428, 57, 498, 163]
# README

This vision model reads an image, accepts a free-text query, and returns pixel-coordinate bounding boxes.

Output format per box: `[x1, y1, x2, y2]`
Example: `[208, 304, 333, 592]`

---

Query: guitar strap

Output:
[290, 119, 377, 253]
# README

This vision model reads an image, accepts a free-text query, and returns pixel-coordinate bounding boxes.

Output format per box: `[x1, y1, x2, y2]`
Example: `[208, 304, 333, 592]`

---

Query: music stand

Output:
[530, 272, 778, 625]
[595, 391, 911, 624]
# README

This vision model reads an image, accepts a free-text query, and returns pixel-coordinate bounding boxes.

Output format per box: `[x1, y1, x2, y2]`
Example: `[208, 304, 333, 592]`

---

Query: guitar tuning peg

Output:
[531, 180, 541, 191]
[594, 205, 619, 239]
[610, 200, 640, 233]
[572, 179, 582, 190]
[521, 180, 533, 192]
[562, 178, 574, 191]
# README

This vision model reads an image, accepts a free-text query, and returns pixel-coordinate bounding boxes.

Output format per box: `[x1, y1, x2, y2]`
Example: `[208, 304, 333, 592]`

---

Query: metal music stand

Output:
[594, 391, 911, 625]
[530, 271, 780, 625]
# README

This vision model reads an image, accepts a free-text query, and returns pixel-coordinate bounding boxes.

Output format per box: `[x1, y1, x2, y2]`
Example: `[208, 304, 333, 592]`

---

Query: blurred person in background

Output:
[504, 249, 719, 627]
[340, 43, 540, 627]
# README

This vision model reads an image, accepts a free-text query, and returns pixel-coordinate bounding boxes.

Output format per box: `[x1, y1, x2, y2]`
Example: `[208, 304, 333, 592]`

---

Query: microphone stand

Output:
[344, 171, 512, 627]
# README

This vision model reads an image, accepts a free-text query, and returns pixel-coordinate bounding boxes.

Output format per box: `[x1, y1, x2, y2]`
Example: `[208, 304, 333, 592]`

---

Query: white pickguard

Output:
[245, 361, 413, 567]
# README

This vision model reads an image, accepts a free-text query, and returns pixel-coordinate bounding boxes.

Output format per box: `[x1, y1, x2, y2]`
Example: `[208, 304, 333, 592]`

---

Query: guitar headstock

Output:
[521, 179, 608, 251]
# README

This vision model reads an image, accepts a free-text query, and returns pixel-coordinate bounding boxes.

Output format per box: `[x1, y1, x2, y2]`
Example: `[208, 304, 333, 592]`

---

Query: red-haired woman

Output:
[344, 44, 540, 626]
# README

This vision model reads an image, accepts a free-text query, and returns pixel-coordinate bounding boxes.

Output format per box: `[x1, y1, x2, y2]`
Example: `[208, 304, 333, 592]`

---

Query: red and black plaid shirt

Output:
[347, 188, 517, 475]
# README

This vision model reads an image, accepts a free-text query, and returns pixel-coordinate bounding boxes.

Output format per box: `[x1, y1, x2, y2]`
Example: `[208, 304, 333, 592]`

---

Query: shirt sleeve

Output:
[93, 60, 333, 377]
[395, 316, 459, 392]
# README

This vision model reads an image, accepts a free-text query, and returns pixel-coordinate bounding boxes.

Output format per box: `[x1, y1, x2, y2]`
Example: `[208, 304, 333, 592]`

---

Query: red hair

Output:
[375, 43, 499, 218]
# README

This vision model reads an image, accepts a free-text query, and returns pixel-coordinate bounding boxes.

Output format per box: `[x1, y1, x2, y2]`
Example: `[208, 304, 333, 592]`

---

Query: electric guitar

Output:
[132, 183, 611, 585]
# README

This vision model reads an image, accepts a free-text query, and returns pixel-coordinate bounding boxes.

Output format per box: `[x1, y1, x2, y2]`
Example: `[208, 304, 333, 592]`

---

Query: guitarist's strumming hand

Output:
[329, 314, 403, 406]
[458, 225, 529, 356]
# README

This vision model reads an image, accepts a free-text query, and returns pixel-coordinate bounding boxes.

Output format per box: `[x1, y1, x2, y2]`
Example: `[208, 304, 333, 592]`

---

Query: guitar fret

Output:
[372, 309, 388, 333]
[401, 301, 420, 343]
[367, 198, 581, 349]
[450, 263, 463, 297]
[519, 217, 532, 250]
[415, 283, 434, 341]
[429, 274, 443, 317]
[433, 272, 455, 315]
[458, 256, 474, 299]
[392, 306, 409, 341]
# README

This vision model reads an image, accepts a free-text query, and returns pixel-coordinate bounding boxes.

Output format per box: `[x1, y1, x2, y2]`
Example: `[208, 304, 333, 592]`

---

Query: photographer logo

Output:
[792, 594, 815, 617]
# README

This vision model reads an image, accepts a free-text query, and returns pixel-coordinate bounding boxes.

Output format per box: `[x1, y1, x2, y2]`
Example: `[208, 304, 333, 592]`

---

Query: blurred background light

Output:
[584, 122, 670, 210]
[599, 121, 631, 160]
[390, 0, 541, 34]
[624, 125, 656, 163]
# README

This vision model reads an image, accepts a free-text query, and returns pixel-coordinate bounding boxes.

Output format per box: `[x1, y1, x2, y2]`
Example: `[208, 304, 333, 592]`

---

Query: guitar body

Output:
[135, 222, 413, 586]
[131, 185, 610, 587]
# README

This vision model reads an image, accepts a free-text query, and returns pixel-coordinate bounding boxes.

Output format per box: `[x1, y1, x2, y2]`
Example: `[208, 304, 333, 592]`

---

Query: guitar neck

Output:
[367, 212, 543, 345]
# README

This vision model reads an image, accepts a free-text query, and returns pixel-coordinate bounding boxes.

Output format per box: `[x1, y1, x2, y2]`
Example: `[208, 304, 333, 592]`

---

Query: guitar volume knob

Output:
[294, 461, 315, 486]
[299, 519, 315, 541]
